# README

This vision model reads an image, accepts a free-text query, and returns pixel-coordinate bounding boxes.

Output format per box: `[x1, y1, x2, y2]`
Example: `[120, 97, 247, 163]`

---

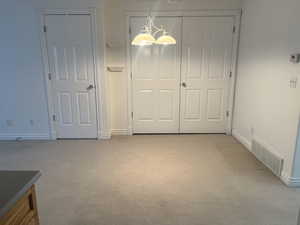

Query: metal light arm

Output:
[143, 16, 167, 38]
[132, 16, 176, 46]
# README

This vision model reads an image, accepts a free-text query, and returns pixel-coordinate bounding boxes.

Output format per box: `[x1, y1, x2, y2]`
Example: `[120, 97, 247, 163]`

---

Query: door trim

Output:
[39, 8, 109, 140]
[126, 10, 241, 135]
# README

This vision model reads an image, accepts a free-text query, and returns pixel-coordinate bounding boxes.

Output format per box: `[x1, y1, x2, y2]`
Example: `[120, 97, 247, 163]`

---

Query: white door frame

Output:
[126, 10, 241, 135]
[39, 8, 109, 140]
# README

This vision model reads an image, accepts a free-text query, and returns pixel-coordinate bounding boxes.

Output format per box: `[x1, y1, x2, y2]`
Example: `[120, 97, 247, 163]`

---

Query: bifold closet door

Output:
[131, 17, 181, 133]
[45, 14, 98, 138]
[180, 17, 234, 133]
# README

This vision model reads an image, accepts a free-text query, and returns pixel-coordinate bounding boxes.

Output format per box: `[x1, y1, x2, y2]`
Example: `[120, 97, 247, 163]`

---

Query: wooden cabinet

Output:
[0, 186, 40, 225]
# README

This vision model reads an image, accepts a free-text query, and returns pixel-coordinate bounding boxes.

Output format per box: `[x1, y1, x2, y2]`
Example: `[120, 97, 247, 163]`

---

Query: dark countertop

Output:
[0, 171, 41, 218]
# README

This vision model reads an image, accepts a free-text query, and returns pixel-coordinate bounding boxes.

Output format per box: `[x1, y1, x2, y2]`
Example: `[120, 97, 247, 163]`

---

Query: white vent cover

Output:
[252, 139, 283, 177]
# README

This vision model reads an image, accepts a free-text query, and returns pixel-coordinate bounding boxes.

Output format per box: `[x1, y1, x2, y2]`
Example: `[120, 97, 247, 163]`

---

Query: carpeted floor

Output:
[0, 135, 300, 225]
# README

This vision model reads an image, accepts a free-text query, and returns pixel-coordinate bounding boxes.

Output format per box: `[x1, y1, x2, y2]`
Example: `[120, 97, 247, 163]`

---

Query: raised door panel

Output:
[158, 90, 175, 121]
[134, 89, 155, 121]
[208, 48, 228, 80]
[206, 89, 224, 121]
[72, 46, 89, 82]
[185, 46, 205, 79]
[183, 89, 202, 120]
[132, 46, 154, 79]
[157, 45, 178, 79]
[58, 92, 73, 125]
[52, 46, 69, 81]
[76, 92, 92, 125]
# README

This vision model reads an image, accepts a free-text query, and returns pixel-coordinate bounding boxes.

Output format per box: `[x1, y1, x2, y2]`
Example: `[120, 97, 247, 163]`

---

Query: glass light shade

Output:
[131, 33, 156, 46]
[156, 34, 176, 45]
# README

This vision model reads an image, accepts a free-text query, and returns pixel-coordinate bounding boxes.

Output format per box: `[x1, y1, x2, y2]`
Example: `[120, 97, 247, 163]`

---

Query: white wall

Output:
[0, 0, 49, 139]
[104, 0, 241, 133]
[233, 0, 300, 179]
[0, 0, 109, 140]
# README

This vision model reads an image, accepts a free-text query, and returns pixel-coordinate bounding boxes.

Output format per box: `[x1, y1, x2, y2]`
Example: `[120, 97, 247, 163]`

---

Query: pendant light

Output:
[155, 31, 176, 45]
[131, 16, 176, 46]
[131, 32, 156, 46]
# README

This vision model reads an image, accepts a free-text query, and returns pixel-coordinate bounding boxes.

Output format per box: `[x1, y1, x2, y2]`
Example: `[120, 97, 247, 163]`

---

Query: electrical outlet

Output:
[6, 120, 14, 127]
[250, 127, 254, 137]
[290, 77, 298, 88]
[29, 120, 34, 126]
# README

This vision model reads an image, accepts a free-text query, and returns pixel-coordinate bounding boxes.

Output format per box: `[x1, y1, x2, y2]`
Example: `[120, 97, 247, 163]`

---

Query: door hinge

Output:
[129, 27, 131, 34]
[52, 115, 56, 121]
[43, 25, 47, 33]
[229, 71, 232, 78]
[48, 73, 52, 80]
[130, 72, 133, 80]
[233, 26, 236, 33]
[226, 111, 230, 118]
[131, 112, 133, 119]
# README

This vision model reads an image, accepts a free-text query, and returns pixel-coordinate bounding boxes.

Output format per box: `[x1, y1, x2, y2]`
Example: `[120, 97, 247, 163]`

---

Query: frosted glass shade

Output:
[131, 33, 155, 46]
[156, 35, 176, 45]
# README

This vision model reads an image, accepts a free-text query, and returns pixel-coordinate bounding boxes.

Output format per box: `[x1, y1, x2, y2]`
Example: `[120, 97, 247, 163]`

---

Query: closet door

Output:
[180, 17, 234, 133]
[131, 17, 181, 133]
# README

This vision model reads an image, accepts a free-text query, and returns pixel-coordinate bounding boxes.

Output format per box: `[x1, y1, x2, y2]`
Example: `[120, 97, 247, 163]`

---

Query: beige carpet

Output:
[0, 135, 300, 225]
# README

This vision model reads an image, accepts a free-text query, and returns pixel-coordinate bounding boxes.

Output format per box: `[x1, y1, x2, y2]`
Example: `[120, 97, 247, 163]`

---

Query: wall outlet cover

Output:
[30, 120, 34, 126]
[6, 120, 14, 127]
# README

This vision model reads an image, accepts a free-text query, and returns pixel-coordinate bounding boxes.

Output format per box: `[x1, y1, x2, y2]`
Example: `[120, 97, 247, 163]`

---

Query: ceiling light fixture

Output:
[131, 16, 176, 46]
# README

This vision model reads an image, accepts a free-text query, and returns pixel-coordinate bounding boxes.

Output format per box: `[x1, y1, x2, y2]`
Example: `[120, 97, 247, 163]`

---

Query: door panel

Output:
[180, 17, 234, 133]
[158, 90, 175, 121]
[184, 89, 202, 120]
[76, 92, 92, 125]
[131, 17, 181, 133]
[59, 92, 73, 124]
[53, 47, 69, 80]
[132, 46, 154, 79]
[207, 89, 223, 120]
[136, 89, 155, 121]
[45, 14, 97, 138]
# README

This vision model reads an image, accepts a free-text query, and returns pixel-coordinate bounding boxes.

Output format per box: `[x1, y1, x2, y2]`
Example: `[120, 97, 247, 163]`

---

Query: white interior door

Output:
[131, 17, 181, 133]
[45, 14, 98, 138]
[180, 17, 234, 133]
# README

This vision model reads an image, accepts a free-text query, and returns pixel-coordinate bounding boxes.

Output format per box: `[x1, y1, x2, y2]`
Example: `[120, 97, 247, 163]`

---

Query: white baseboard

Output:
[232, 129, 300, 187]
[232, 129, 252, 150]
[0, 131, 113, 141]
[281, 173, 300, 187]
[0, 133, 50, 141]
[111, 129, 130, 135]
[98, 131, 111, 139]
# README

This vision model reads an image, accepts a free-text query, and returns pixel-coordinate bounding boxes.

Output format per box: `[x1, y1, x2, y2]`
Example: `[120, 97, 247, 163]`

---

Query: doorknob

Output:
[181, 82, 187, 88]
[87, 84, 94, 90]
